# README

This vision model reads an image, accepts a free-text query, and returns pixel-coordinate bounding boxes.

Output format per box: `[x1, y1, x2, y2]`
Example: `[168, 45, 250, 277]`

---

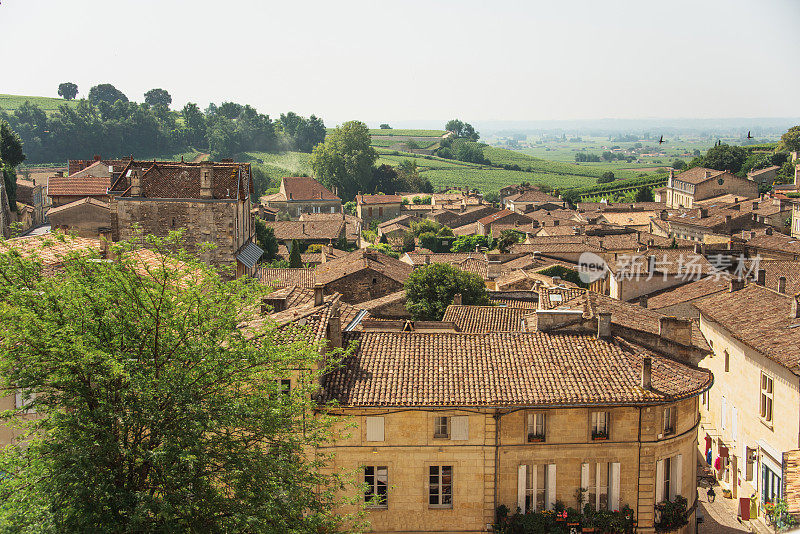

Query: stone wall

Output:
[323, 269, 405, 304]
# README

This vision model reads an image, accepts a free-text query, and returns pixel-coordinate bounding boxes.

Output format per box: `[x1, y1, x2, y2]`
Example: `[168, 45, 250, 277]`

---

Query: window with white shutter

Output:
[721, 396, 727, 430]
[655, 459, 664, 504]
[609, 463, 621, 511]
[366, 416, 384, 442]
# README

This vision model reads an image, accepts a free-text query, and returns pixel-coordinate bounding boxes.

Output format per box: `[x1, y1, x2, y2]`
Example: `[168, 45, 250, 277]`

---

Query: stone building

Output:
[109, 160, 261, 277]
[692, 282, 800, 527]
[47, 174, 111, 207]
[663, 167, 758, 209]
[314, 248, 413, 304]
[47, 197, 110, 237]
[357, 194, 403, 222]
[311, 288, 712, 533]
[261, 176, 341, 218]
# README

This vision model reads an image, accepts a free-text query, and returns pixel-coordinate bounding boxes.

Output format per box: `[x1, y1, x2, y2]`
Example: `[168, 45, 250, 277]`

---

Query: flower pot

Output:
[593, 436, 608, 441]
[582, 528, 596, 533]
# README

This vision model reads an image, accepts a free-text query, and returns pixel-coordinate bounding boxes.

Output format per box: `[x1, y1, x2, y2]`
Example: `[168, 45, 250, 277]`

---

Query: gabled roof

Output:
[263, 220, 346, 241]
[110, 161, 253, 200]
[46, 196, 110, 216]
[48, 175, 110, 197]
[672, 167, 727, 185]
[280, 177, 340, 201]
[314, 249, 413, 285]
[318, 331, 711, 407]
[259, 268, 316, 288]
[357, 194, 403, 205]
[442, 305, 531, 333]
[645, 276, 730, 311]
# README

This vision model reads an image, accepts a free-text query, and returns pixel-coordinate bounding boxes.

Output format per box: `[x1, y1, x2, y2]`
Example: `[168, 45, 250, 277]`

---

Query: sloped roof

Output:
[259, 268, 317, 288]
[645, 276, 730, 311]
[46, 196, 110, 216]
[264, 220, 345, 241]
[318, 331, 711, 407]
[357, 194, 402, 205]
[281, 177, 340, 201]
[673, 167, 727, 185]
[314, 249, 413, 285]
[48, 175, 110, 197]
[110, 161, 253, 200]
[442, 305, 531, 333]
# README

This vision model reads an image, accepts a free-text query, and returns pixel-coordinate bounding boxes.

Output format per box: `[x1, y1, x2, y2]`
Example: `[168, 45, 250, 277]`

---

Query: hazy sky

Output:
[1, 0, 798, 126]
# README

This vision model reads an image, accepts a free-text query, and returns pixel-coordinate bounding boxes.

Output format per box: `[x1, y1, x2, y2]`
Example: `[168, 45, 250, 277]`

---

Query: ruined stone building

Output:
[109, 160, 261, 277]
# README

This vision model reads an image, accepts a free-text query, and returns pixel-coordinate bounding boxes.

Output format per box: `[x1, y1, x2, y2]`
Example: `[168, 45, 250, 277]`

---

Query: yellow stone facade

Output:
[324, 397, 700, 534]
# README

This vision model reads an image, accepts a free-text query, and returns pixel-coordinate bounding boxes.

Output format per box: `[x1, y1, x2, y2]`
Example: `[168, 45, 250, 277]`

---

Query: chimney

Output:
[792, 293, 800, 320]
[658, 316, 692, 346]
[641, 357, 652, 390]
[553, 219, 560, 226]
[730, 278, 745, 292]
[199, 161, 213, 199]
[130, 170, 141, 197]
[699, 207, 708, 218]
[99, 228, 113, 259]
[314, 283, 324, 306]
[597, 311, 612, 337]
[694, 243, 702, 254]
[778, 276, 786, 294]
[750, 231, 756, 239]
[705, 170, 711, 179]
[660, 210, 668, 221]
[326, 309, 342, 349]
[453, 293, 463, 305]
[639, 295, 648, 308]
[756, 269, 766, 286]
[753, 201, 759, 211]
[725, 215, 732, 224]
[766, 227, 773, 236]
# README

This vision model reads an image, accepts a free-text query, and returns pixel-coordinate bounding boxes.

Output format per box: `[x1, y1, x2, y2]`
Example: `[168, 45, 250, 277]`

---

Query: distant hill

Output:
[0, 94, 80, 114]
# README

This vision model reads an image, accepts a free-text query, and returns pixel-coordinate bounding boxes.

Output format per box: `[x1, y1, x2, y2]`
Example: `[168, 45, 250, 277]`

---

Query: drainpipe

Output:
[494, 409, 501, 523]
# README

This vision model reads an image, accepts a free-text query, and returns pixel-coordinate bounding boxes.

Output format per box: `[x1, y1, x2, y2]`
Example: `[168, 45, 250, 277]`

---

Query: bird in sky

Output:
[658, 135, 664, 144]
[747, 131, 754, 139]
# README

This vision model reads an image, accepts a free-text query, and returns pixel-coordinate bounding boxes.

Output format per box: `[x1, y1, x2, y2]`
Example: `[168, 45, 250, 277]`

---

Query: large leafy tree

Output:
[144, 88, 172, 108]
[702, 144, 748, 174]
[780, 125, 800, 153]
[0, 121, 25, 210]
[57, 82, 78, 100]
[444, 119, 479, 141]
[181, 102, 207, 149]
[310, 120, 377, 201]
[87, 83, 129, 105]
[405, 263, 490, 320]
[0, 234, 357, 533]
[255, 218, 280, 261]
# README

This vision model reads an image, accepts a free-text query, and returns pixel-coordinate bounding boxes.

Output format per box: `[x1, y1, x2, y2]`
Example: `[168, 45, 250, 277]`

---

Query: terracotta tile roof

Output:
[741, 259, 800, 295]
[457, 257, 489, 279]
[402, 252, 479, 266]
[452, 222, 480, 236]
[744, 231, 800, 255]
[552, 289, 710, 351]
[694, 284, 800, 374]
[598, 211, 656, 227]
[478, 209, 532, 226]
[47, 175, 110, 197]
[259, 268, 316, 288]
[314, 249, 413, 285]
[357, 194, 402, 205]
[506, 189, 564, 204]
[357, 290, 407, 311]
[319, 331, 711, 407]
[0, 233, 101, 265]
[442, 305, 531, 332]
[645, 276, 731, 311]
[748, 165, 780, 177]
[110, 161, 253, 200]
[672, 167, 727, 185]
[263, 220, 345, 241]
[604, 250, 713, 276]
[281, 177, 340, 201]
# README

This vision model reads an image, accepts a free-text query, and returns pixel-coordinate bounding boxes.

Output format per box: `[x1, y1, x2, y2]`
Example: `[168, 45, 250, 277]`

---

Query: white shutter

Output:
[671, 454, 683, 499]
[655, 459, 664, 504]
[547, 464, 557, 510]
[731, 406, 738, 441]
[610, 462, 621, 511]
[531, 464, 538, 510]
[595, 463, 602, 510]
[721, 396, 727, 430]
[581, 463, 590, 508]
[365, 416, 384, 442]
[14, 390, 23, 410]
[450, 416, 469, 441]
[517, 465, 527, 513]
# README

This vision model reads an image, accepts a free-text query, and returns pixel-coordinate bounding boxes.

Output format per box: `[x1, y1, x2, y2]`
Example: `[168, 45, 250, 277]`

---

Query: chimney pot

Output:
[658, 316, 692, 346]
[639, 296, 648, 308]
[597, 311, 612, 338]
[453, 293, 463, 306]
[792, 294, 800, 320]
[757, 269, 766, 286]
[753, 201, 759, 210]
[766, 227, 773, 236]
[314, 283, 324, 307]
[778, 276, 787, 294]
[641, 356, 652, 390]
[730, 278, 745, 292]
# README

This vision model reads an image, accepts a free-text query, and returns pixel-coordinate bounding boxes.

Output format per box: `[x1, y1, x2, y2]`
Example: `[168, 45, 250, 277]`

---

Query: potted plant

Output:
[592, 430, 609, 440]
[654, 496, 689, 532]
[528, 433, 545, 442]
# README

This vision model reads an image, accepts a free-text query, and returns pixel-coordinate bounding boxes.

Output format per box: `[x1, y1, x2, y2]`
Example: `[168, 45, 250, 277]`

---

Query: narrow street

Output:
[697, 484, 750, 534]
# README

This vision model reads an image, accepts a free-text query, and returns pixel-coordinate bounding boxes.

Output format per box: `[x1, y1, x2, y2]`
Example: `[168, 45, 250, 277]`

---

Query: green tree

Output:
[254, 218, 279, 262]
[405, 263, 490, 320]
[0, 234, 356, 533]
[780, 126, 800, 153]
[671, 159, 686, 170]
[702, 144, 748, 174]
[445, 119, 479, 141]
[87, 83, 128, 105]
[379, 124, 391, 129]
[310, 120, 377, 201]
[144, 88, 172, 108]
[289, 239, 302, 268]
[0, 121, 25, 210]
[181, 102, 207, 148]
[402, 232, 416, 252]
[597, 171, 615, 184]
[57, 82, 78, 100]
[497, 229, 523, 252]
[410, 219, 441, 236]
[635, 186, 654, 202]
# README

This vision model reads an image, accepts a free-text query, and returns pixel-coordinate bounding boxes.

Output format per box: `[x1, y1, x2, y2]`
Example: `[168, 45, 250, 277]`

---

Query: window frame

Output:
[591, 411, 609, 440]
[526, 412, 546, 442]
[434, 416, 450, 439]
[662, 406, 676, 436]
[760, 372, 774, 426]
[724, 350, 730, 372]
[428, 465, 453, 509]
[364, 465, 388, 509]
[524, 464, 548, 512]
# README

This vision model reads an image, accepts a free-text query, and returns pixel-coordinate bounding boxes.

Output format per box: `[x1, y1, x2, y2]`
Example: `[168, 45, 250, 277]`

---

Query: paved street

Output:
[697, 484, 750, 534]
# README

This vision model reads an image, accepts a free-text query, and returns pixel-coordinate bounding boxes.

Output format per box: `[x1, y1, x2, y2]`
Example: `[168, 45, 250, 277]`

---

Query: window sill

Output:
[429, 505, 453, 510]
[366, 505, 388, 511]
[433, 435, 450, 439]
[760, 419, 774, 432]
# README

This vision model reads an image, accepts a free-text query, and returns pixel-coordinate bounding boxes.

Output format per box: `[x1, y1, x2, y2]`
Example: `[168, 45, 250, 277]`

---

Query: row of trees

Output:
[0, 121, 25, 208]
[2, 83, 326, 163]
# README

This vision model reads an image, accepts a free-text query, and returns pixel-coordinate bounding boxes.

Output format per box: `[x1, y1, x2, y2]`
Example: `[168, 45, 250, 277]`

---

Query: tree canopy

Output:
[701, 144, 748, 174]
[0, 121, 25, 210]
[144, 88, 172, 108]
[255, 218, 280, 262]
[310, 120, 377, 201]
[0, 234, 356, 532]
[405, 263, 490, 320]
[444, 119, 479, 141]
[57, 82, 78, 100]
[780, 125, 800, 153]
[279, 112, 326, 152]
[88, 83, 129, 105]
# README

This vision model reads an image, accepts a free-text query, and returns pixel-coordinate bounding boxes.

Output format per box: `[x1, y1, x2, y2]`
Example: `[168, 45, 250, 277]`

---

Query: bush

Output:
[405, 263, 490, 320]
[654, 496, 688, 532]
[451, 235, 492, 253]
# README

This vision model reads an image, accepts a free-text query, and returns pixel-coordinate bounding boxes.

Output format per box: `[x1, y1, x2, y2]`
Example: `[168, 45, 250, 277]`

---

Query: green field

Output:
[0, 93, 80, 114]
[368, 129, 445, 137]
